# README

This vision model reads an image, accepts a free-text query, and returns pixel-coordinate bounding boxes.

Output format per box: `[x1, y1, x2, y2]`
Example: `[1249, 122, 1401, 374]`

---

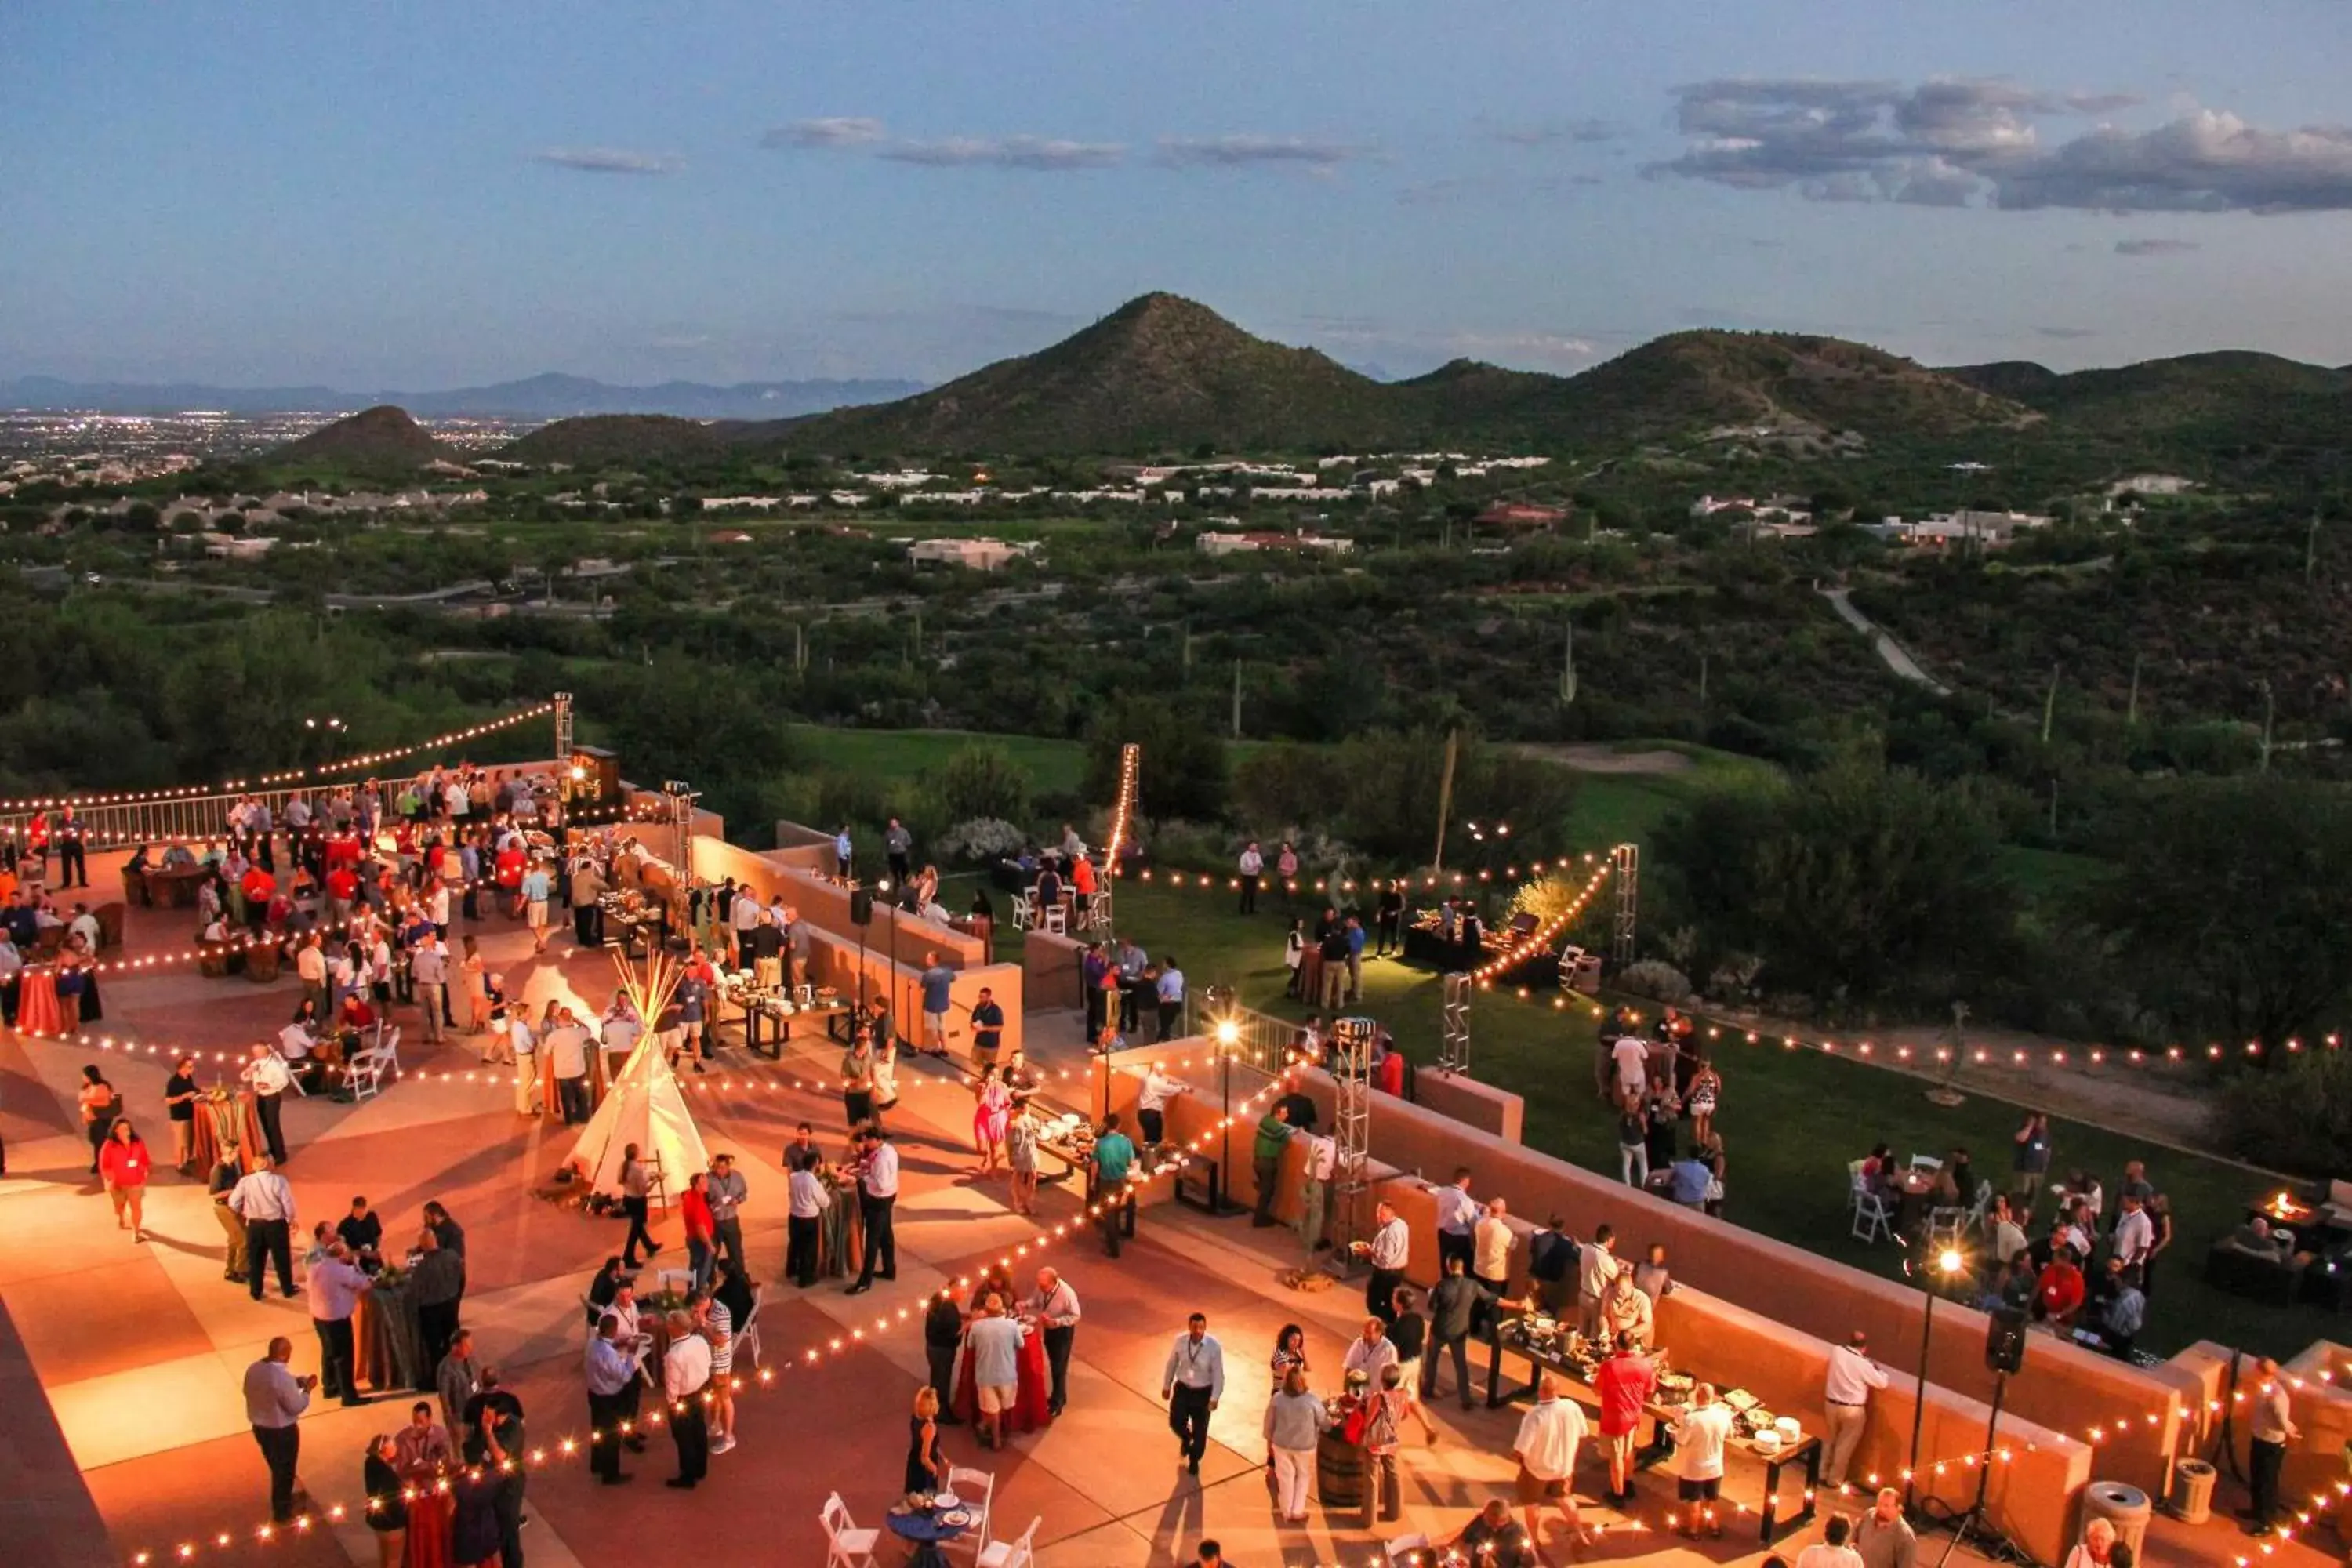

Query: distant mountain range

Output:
[0, 371, 926, 420]
[232, 292, 2352, 469]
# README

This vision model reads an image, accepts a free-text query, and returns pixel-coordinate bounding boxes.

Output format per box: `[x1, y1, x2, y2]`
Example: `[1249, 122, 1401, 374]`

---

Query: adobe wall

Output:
[1411, 1066, 1524, 1145]
[1109, 1036, 2182, 1506]
[1096, 1036, 2089, 1563]
[1023, 929, 1086, 1011]
[690, 836, 987, 970]
[797, 925, 1024, 1062]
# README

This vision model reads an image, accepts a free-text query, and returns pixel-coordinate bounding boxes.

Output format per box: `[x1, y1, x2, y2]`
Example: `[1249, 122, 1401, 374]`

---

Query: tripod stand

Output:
[1933, 1370, 2009, 1568]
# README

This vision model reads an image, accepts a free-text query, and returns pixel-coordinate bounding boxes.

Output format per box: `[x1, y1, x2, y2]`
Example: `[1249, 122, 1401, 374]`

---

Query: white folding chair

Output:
[655, 1267, 692, 1296]
[732, 1291, 763, 1370]
[1962, 1179, 1994, 1236]
[1850, 1175, 1894, 1245]
[1009, 891, 1035, 932]
[1385, 1536, 1433, 1565]
[820, 1492, 880, 1568]
[946, 1465, 993, 1555]
[378, 1025, 402, 1079]
[1040, 902, 1068, 936]
[973, 1517, 1037, 1568]
[345, 1047, 389, 1103]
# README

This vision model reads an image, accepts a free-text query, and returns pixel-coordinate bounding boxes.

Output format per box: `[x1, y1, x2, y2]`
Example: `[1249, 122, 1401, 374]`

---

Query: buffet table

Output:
[1483, 1314, 1824, 1544]
[713, 982, 851, 1060]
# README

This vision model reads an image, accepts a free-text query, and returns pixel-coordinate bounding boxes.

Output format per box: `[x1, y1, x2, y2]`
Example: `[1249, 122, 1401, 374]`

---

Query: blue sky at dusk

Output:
[5, 1, 2350, 387]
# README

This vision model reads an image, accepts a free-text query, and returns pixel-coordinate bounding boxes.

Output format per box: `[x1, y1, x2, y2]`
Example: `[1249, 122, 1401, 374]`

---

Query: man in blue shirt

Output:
[1155, 957, 1185, 1042]
[1092, 1113, 1138, 1258]
[1079, 942, 1109, 1041]
[521, 862, 553, 953]
[1667, 1152, 1713, 1209]
[1345, 916, 1367, 1004]
[969, 987, 1004, 1068]
[918, 953, 956, 1058]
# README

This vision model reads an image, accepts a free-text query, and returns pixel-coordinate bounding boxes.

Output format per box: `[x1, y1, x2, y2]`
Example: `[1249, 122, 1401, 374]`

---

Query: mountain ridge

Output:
[0, 372, 926, 421]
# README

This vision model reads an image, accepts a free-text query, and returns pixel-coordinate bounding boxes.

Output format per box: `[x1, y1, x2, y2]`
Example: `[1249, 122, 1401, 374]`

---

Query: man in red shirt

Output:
[2034, 1247, 2086, 1327]
[1593, 1330, 1657, 1507]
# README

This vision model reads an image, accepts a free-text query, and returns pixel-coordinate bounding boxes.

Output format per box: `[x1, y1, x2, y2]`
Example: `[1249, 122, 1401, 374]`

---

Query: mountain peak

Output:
[267, 405, 448, 470]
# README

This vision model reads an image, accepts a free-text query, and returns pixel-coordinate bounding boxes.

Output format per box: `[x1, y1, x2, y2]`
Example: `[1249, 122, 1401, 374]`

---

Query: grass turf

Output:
[1092, 877, 2327, 1360]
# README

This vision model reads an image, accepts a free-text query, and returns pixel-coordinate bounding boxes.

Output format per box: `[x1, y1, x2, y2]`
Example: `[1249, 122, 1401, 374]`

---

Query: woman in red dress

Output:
[98, 1118, 152, 1241]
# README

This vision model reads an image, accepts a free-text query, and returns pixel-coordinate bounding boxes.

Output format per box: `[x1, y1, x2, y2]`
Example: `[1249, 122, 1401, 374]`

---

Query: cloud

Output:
[2035, 326, 2101, 339]
[1156, 135, 1370, 171]
[1650, 79, 2352, 213]
[2113, 238, 2201, 255]
[762, 118, 887, 150]
[1495, 118, 1621, 147]
[2063, 92, 2143, 115]
[880, 135, 1125, 170]
[764, 118, 1122, 169]
[531, 147, 682, 176]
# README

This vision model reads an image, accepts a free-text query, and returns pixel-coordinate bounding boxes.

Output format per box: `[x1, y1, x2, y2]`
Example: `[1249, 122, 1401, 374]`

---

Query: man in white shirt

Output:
[1610, 1029, 1649, 1104]
[1474, 1198, 1516, 1297]
[1432, 1167, 1479, 1274]
[846, 1127, 899, 1294]
[543, 1010, 593, 1125]
[1161, 1312, 1224, 1475]
[1343, 1316, 1399, 1385]
[729, 887, 760, 969]
[1236, 841, 1263, 914]
[241, 1041, 293, 1164]
[229, 1156, 299, 1300]
[1512, 1372, 1591, 1551]
[1135, 1061, 1190, 1146]
[410, 934, 448, 1044]
[307, 1241, 373, 1408]
[601, 996, 642, 1066]
[1822, 1328, 1892, 1488]
[2249, 1355, 2299, 1534]
[243, 1337, 317, 1523]
[1670, 1384, 1734, 1537]
[1797, 1515, 1867, 1568]
[1358, 1199, 1411, 1325]
[2110, 1192, 2154, 1283]
[1577, 1224, 1621, 1335]
[784, 1163, 830, 1288]
[1026, 1268, 1082, 1417]
[964, 1298, 1029, 1449]
[509, 1007, 539, 1117]
[662, 1310, 713, 1489]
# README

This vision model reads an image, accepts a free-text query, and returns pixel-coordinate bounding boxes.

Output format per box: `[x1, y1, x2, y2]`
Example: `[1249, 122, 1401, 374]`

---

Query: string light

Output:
[0, 702, 555, 814]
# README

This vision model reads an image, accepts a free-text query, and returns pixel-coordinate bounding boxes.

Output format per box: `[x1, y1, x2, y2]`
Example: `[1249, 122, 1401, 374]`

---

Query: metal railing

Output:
[0, 760, 568, 851]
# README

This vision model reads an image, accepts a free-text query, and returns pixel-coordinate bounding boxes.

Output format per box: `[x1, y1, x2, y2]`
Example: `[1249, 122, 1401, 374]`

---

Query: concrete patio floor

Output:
[0, 847, 2332, 1568]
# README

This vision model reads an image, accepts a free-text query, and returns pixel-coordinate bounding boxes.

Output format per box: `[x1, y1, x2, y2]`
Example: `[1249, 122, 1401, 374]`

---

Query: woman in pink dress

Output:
[971, 1065, 1011, 1175]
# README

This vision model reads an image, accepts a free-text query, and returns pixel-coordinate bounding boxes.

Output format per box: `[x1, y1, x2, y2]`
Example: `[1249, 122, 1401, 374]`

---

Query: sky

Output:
[5, 0, 2351, 388]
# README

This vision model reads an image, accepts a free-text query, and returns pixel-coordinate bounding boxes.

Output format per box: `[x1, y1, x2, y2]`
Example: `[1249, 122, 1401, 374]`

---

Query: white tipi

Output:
[569, 953, 709, 1203]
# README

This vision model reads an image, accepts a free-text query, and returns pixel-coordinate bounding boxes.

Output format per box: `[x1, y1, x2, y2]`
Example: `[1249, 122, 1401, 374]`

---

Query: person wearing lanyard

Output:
[241, 1042, 293, 1165]
[1027, 1268, 1082, 1417]
[1162, 1312, 1225, 1476]
[1822, 1329, 1891, 1490]
[1356, 1199, 1411, 1325]
[847, 1127, 899, 1295]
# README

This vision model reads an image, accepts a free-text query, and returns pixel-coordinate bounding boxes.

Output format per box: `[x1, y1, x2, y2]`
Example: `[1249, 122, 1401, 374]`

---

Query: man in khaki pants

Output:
[1822, 1328, 1890, 1490]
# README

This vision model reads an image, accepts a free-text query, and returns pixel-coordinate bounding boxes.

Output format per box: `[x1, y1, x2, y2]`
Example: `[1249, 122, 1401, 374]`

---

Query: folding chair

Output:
[1008, 891, 1035, 932]
[345, 1047, 390, 1104]
[732, 1291, 763, 1370]
[1851, 1175, 1895, 1245]
[1040, 902, 1068, 936]
[819, 1493, 880, 1568]
[946, 1465, 993, 1555]
[972, 1517, 1037, 1568]
[378, 1025, 403, 1080]
[1385, 1536, 1434, 1565]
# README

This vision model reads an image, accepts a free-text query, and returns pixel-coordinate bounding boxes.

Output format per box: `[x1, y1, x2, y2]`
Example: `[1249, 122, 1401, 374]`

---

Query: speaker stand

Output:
[1933, 1370, 2009, 1568]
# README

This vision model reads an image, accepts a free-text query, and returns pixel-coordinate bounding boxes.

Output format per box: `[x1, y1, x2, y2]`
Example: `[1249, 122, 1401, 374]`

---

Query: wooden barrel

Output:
[244, 942, 282, 983]
[1315, 1430, 1365, 1510]
[198, 939, 233, 978]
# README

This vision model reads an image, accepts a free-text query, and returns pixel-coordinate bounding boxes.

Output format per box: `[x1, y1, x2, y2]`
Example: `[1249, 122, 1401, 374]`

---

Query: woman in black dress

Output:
[363, 1433, 408, 1568]
[906, 1386, 949, 1497]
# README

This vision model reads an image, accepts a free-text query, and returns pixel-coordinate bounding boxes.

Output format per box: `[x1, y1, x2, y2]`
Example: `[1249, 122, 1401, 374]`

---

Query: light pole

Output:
[1906, 1243, 1968, 1512]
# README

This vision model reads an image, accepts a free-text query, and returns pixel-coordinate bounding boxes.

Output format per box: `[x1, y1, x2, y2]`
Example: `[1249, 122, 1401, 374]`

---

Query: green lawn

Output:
[1097, 878, 2323, 1359]
[790, 725, 1088, 797]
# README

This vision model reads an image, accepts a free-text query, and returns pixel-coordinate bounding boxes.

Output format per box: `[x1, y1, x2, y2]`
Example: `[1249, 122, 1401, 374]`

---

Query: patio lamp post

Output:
[1214, 1014, 1241, 1197]
[1906, 1243, 1969, 1512]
